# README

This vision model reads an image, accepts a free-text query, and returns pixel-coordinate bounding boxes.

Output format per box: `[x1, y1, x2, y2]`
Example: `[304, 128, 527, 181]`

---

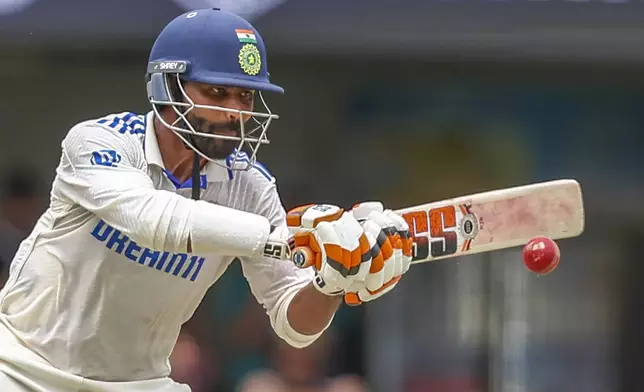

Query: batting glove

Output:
[286, 204, 372, 296]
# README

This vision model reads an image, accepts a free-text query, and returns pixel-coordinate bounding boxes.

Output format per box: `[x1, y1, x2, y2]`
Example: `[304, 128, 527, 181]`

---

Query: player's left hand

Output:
[343, 202, 413, 305]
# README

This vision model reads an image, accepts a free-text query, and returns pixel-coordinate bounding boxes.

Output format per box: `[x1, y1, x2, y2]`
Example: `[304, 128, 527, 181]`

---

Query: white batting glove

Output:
[286, 204, 372, 296]
[343, 202, 413, 305]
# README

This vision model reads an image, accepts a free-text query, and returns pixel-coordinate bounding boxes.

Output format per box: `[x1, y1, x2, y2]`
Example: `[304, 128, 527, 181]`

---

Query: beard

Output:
[183, 113, 243, 160]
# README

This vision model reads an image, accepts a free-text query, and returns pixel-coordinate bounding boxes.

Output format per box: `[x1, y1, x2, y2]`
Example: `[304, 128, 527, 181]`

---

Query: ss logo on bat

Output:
[402, 206, 460, 261]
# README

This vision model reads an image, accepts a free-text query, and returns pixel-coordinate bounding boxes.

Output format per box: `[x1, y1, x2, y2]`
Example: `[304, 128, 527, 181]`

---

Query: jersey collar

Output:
[144, 112, 231, 182]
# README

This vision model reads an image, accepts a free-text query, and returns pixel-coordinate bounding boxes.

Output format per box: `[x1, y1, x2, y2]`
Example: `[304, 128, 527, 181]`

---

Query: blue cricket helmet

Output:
[148, 8, 283, 93]
[145, 8, 281, 194]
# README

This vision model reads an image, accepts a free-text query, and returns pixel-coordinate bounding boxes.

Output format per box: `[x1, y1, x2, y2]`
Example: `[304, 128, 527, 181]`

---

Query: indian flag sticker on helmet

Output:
[235, 29, 257, 44]
[238, 44, 262, 76]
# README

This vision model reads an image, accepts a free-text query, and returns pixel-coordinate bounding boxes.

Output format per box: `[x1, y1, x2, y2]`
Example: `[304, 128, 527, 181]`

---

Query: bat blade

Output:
[396, 179, 584, 264]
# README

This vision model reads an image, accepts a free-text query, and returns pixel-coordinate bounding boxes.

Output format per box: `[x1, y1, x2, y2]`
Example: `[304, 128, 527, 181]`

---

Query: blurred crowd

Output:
[0, 167, 45, 287]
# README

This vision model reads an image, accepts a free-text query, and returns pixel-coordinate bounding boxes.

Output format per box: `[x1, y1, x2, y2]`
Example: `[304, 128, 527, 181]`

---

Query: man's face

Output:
[180, 82, 255, 159]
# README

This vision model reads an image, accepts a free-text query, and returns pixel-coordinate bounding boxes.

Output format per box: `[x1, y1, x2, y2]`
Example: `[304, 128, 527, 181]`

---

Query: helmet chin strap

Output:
[191, 151, 200, 200]
[186, 133, 201, 201]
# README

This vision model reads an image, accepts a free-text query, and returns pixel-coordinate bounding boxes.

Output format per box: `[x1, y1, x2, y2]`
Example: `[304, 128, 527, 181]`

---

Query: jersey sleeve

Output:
[239, 183, 331, 348]
[55, 123, 271, 257]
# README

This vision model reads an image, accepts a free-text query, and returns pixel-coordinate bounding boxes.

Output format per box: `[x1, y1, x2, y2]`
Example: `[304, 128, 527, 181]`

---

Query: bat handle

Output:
[291, 246, 315, 269]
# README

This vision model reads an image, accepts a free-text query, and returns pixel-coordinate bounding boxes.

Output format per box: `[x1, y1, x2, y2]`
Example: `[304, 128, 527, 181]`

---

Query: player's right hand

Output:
[343, 202, 413, 305]
[286, 204, 372, 296]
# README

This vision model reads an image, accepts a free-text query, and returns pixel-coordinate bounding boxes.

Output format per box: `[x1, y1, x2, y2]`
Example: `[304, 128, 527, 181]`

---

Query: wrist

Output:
[261, 224, 291, 260]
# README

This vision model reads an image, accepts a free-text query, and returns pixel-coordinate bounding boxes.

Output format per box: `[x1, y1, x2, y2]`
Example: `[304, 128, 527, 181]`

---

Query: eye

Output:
[240, 90, 254, 101]
[210, 87, 226, 97]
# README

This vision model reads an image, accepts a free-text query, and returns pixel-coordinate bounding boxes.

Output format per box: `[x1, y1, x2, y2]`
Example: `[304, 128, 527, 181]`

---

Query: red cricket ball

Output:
[522, 236, 560, 275]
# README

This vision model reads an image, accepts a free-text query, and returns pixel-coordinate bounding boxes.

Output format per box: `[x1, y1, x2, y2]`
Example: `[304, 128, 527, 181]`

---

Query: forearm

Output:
[73, 178, 270, 256]
[88, 189, 270, 256]
[187, 200, 270, 256]
[287, 282, 342, 336]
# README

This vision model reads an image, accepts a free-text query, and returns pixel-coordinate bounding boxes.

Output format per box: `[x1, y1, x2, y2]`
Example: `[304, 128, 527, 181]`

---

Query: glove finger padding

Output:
[291, 210, 374, 296]
[351, 201, 384, 222]
[385, 211, 413, 274]
[362, 221, 386, 291]
[366, 212, 399, 287]
[344, 206, 414, 306]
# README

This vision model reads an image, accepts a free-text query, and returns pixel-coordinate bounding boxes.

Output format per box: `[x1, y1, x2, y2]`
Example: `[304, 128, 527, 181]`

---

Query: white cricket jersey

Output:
[0, 111, 320, 383]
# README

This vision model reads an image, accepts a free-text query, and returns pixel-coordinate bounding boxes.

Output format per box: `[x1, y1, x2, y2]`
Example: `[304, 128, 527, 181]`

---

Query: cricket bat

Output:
[290, 179, 584, 267]
[398, 178, 584, 264]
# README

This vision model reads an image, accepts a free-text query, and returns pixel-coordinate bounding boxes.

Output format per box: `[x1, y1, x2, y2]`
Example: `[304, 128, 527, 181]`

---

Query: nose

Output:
[227, 111, 240, 122]
[223, 98, 245, 122]
[226, 105, 252, 125]
[220, 93, 252, 124]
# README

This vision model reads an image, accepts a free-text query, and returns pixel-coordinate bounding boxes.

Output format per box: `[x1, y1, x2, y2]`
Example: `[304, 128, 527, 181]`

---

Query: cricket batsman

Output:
[0, 8, 412, 392]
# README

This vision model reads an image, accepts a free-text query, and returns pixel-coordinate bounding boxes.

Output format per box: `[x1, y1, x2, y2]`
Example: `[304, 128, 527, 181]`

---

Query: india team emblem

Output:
[238, 44, 261, 76]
